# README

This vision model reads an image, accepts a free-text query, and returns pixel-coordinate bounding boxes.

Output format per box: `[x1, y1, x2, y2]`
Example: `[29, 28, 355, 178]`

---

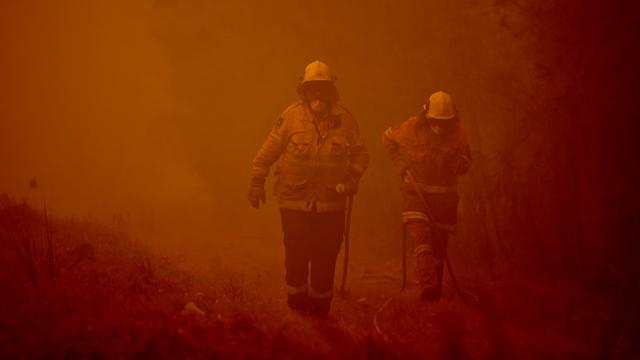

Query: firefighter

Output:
[248, 61, 369, 316]
[382, 91, 471, 301]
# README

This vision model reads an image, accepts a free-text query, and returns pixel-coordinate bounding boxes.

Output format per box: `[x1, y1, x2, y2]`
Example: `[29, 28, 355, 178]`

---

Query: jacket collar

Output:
[301, 102, 344, 127]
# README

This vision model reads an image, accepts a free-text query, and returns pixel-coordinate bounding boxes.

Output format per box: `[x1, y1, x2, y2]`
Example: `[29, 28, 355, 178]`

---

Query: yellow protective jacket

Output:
[251, 101, 369, 212]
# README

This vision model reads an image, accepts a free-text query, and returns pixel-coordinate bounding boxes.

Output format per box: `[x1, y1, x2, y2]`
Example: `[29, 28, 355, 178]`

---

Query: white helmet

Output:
[424, 91, 456, 120]
[300, 60, 336, 84]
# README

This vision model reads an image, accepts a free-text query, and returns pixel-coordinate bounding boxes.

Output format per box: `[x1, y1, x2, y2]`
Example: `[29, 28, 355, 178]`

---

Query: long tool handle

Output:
[340, 195, 354, 293]
[402, 222, 407, 290]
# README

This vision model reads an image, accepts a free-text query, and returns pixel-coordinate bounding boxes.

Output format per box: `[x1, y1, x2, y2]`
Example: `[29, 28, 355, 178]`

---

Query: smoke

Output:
[4, 0, 633, 280]
[0, 1, 204, 232]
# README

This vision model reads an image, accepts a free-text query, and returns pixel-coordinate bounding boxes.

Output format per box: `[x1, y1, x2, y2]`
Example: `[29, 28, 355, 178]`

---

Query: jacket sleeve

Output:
[448, 130, 472, 176]
[343, 114, 369, 182]
[250, 116, 288, 181]
[382, 122, 407, 173]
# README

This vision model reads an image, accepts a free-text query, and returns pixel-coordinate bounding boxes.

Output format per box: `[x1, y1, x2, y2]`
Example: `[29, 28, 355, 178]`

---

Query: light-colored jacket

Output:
[251, 101, 369, 212]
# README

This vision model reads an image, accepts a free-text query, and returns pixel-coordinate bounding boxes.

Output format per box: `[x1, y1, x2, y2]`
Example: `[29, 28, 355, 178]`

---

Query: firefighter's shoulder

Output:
[391, 115, 419, 132]
[332, 103, 357, 128]
[275, 101, 304, 129]
[281, 101, 305, 117]
[383, 115, 418, 141]
[333, 103, 353, 117]
[397, 115, 421, 132]
[404, 114, 421, 126]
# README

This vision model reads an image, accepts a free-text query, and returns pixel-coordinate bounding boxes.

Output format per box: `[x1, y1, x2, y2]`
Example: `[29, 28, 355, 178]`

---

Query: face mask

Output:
[310, 99, 328, 114]
[430, 124, 443, 135]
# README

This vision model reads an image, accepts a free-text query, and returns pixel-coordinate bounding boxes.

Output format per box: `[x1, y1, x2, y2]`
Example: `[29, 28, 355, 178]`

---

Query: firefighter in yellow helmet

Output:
[382, 91, 471, 301]
[249, 61, 369, 316]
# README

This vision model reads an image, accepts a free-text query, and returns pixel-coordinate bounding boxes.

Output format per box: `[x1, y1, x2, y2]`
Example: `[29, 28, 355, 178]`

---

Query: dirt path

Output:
[162, 230, 414, 357]
[160, 229, 631, 359]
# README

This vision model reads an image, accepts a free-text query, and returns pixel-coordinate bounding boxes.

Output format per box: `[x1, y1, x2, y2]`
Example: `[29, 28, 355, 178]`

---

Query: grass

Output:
[0, 196, 326, 359]
[0, 194, 637, 359]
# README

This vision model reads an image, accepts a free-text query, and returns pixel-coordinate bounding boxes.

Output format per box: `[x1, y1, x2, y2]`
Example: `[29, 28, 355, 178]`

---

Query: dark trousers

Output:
[402, 188, 458, 298]
[407, 221, 448, 295]
[280, 208, 345, 314]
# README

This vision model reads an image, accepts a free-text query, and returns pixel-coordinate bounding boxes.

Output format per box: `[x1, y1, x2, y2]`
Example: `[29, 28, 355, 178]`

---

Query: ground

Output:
[0, 198, 637, 359]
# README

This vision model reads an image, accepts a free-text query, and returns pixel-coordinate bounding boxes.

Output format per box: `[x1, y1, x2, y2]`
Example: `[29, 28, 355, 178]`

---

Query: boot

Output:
[419, 260, 443, 301]
[287, 293, 309, 314]
[308, 297, 331, 318]
[420, 287, 442, 301]
[417, 249, 443, 302]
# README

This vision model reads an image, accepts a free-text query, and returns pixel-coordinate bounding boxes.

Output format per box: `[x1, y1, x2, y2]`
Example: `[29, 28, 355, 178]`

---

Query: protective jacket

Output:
[383, 111, 472, 297]
[383, 112, 471, 225]
[252, 101, 369, 212]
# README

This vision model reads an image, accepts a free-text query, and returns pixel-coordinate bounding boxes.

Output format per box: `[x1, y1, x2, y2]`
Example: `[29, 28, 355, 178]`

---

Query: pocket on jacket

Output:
[284, 172, 309, 187]
[289, 133, 313, 158]
[279, 175, 309, 198]
[330, 137, 348, 154]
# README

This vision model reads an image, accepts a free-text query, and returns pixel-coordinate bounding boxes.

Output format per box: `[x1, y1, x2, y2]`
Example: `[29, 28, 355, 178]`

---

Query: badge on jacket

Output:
[274, 116, 283, 130]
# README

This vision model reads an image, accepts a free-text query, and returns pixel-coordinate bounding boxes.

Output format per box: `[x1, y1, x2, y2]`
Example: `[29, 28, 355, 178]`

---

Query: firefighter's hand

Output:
[336, 183, 357, 195]
[398, 163, 410, 182]
[248, 186, 266, 209]
[248, 177, 266, 209]
[336, 175, 359, 195]
[445, 153, 470, 175]
[335, 183, 350, 194]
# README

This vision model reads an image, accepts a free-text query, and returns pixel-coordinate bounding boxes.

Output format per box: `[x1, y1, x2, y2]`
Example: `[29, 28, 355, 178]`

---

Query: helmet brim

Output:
[426, 113, 456, 120]
[300, 79, 336, 85]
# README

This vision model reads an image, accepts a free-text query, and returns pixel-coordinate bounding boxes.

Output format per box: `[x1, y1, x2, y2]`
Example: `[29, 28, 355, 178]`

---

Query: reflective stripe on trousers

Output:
[309, 287, 333, 300]
[287, 283, 308, 295]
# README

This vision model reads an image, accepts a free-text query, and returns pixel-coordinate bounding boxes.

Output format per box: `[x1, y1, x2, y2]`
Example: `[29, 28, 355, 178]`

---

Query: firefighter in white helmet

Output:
[249, 60, 369, 316]
[382, 91, 471, 301]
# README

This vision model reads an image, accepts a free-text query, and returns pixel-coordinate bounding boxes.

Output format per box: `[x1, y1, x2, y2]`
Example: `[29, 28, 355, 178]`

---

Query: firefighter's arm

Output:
[251, 116, 288, 178]
[447, 131, 472, 176]
[341, 115, 369, 194]
[249, 116, 288, 208]
[382, 124, 408, 176]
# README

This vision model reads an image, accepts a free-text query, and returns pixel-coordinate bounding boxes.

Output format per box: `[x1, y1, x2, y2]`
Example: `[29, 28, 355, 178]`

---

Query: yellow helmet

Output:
[300, 60, 336, 84]
[424, 91, 456, 120]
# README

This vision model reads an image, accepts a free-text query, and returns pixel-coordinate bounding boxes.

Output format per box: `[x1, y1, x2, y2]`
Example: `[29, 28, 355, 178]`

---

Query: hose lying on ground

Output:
[373, 292, 399, 343]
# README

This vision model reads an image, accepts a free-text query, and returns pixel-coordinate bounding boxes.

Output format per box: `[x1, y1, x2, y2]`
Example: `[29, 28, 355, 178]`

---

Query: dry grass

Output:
[0, 196, 324, 359]
[0, 195, 637, 359]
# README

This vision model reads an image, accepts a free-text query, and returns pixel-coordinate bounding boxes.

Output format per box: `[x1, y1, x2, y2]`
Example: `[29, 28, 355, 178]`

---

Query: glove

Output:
[445, 153, 470, 175]
[248, 177, 266, 209]
[398, 162, 409, 181]
[335, 183, 350, 194]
